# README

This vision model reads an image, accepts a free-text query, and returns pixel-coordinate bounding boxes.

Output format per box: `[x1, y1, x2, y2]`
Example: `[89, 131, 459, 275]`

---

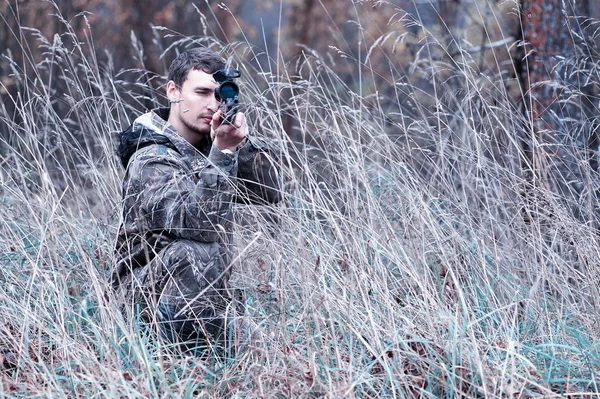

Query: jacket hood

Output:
[117, 123, 177, 168]
[117, 109, 181, 168]
[117, 108, 212, 168]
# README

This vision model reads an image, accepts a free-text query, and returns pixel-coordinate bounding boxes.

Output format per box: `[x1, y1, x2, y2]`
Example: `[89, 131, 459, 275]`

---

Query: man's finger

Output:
[234, 112, 245, 129]
[212, 109, 223, 126]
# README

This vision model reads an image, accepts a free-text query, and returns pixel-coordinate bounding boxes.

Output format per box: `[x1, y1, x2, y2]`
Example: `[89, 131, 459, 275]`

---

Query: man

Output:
[112, 47, 280, 352]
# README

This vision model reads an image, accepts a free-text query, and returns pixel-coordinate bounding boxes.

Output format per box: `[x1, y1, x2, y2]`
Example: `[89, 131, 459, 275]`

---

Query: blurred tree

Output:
[518, 0, 599, 223]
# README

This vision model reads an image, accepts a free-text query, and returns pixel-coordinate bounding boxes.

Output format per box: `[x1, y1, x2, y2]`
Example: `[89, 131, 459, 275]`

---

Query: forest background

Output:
[1, 0, 600, 397]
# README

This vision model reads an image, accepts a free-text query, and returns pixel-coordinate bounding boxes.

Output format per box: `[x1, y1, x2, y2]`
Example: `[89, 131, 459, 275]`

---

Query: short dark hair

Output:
[167, 47, 226, 88]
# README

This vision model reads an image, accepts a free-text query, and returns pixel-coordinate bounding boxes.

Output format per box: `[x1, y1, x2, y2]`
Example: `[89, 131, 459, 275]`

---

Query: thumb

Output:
[233, 111, 246, 128]
[211, 109, 223, 128]
[210, 110, 223, 140]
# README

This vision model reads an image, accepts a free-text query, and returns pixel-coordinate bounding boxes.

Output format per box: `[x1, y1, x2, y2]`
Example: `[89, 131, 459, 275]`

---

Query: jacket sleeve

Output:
[124, 144, 239, 242]
[235, 136, 282, 204]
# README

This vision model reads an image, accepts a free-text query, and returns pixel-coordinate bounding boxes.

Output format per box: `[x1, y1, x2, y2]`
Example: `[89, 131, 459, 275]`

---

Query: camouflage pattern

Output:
[112, 107, 280, 349]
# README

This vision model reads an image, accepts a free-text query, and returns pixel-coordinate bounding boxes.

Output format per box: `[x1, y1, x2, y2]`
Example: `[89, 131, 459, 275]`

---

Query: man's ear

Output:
[166, 80, 180, 102]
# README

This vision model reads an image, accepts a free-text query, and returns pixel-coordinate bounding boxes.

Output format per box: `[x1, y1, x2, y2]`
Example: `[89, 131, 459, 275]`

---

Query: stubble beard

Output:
[181, 110, 211, 137]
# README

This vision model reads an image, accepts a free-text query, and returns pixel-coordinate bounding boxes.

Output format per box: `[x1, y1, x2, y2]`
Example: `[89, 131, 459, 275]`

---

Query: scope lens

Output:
[219, 83, 237, 98]
[215, 82, 238, 103]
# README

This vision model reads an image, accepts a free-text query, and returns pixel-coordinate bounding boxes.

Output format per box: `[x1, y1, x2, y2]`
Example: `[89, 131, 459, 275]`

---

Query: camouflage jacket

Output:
[112, 108, 280, 287]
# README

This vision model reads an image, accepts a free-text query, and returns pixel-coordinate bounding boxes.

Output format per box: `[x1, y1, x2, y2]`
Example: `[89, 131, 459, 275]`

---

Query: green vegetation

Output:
[1, 2, 599, 397]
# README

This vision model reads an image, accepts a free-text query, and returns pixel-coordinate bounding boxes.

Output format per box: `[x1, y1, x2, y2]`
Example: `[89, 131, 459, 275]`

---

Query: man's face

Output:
[167, 68, 220, 137]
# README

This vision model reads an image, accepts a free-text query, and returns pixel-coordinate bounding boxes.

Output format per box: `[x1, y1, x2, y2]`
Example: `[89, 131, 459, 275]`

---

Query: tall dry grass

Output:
[1, 1, 600, 397]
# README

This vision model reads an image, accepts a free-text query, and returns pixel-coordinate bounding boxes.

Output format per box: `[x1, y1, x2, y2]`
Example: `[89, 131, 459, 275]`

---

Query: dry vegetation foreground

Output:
[1, 3, 600, 398]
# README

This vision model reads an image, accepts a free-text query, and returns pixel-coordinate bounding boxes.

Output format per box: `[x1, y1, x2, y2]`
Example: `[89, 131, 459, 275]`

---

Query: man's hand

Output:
[210, 110, 247, 152]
